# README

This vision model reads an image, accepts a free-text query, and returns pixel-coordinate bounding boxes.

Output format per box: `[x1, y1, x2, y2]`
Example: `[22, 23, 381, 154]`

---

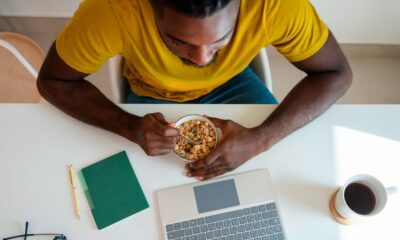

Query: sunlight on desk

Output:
[332, 126, 400, 240]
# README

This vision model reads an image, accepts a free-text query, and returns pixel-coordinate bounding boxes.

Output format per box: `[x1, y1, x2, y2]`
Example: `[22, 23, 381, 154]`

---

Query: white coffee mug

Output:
[334, 174, 397, 220]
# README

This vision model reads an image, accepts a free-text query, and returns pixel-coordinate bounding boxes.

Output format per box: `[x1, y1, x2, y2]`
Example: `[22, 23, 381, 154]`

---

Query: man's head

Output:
[152, 0, 240, 67]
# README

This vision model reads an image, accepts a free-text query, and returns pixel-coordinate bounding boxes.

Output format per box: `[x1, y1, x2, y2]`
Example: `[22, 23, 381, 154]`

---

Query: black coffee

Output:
[344, 183, 376, 215]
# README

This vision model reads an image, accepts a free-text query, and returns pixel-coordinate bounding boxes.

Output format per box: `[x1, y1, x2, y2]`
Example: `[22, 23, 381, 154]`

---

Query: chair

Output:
[0, 32, 45, 103]
[108, 48, 273, 103]
[250, 47, 273, 93]
[108, 55, 129, 104]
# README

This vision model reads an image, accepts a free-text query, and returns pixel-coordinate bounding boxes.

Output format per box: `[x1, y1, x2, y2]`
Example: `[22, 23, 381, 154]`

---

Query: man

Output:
[37, 0, 352, 180]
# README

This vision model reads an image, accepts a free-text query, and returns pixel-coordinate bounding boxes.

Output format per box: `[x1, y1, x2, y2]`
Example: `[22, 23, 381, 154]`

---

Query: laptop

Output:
[156, 169, 287, 240]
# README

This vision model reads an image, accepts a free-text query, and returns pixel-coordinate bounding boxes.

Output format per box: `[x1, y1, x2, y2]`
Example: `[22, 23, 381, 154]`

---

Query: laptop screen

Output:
[193, 179, 240, 213]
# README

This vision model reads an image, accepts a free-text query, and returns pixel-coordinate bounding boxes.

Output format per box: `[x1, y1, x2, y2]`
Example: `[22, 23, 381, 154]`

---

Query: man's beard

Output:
[180, 51, 220, 68]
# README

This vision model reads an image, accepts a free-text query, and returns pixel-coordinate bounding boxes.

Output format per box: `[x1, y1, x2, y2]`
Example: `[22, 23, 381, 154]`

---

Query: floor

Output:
[1, 17, 400, 104]
[267, 45, 400, 104]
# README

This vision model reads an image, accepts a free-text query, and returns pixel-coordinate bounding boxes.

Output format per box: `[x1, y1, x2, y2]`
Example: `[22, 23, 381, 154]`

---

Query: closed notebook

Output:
[80, 151, 149, 230]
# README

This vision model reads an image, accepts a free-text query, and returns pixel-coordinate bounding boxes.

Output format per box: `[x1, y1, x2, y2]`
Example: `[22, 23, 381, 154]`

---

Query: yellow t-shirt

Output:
[56, 0, 328, 102]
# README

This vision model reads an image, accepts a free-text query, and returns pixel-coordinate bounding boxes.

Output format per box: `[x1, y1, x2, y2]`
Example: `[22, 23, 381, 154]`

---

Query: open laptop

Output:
[156, 169, 287, 240]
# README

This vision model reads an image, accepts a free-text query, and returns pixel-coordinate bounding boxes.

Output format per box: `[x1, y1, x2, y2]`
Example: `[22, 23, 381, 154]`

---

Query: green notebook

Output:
[80, 151, 149, 230]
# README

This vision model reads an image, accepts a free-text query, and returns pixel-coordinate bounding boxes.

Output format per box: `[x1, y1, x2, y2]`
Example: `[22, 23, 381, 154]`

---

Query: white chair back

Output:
[250, 47, 273, 93]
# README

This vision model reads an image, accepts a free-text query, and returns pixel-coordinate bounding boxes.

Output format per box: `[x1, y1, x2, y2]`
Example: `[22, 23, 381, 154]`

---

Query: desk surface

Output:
[1, 104, 399, 240]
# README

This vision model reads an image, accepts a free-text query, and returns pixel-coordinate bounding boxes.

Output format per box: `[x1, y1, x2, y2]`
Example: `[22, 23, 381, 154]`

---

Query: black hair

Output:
[156, 0, 233, 18]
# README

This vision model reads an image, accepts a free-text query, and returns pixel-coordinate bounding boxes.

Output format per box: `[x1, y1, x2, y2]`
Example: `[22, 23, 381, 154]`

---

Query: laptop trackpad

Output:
[193, 179, 240, 213]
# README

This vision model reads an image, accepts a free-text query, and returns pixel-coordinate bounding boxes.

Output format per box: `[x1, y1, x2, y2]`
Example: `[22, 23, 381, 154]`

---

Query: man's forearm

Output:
[254, 70, 352, 152]
[37, 78, 139, 141]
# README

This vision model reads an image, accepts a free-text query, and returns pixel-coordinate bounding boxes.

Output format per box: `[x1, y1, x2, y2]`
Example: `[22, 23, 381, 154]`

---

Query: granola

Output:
[174, 120, 217, 161]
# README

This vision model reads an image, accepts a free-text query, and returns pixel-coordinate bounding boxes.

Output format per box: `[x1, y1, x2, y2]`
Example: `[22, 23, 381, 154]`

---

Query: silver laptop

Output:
[156, 169, 287, 240]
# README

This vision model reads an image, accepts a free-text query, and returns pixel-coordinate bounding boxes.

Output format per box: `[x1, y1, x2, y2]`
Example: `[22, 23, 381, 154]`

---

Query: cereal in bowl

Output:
[174, 120, 217, 161]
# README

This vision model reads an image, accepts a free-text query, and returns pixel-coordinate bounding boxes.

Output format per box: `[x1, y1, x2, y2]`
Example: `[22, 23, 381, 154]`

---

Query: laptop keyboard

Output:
[165, 202, 285, 240]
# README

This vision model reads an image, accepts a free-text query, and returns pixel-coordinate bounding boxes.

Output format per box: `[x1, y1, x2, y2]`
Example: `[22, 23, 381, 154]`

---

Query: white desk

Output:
[1, 104, 399, 239]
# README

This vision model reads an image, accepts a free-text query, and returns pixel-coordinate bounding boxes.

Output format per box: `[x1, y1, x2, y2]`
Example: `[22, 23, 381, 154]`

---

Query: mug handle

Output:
[386, 186, 398, 195]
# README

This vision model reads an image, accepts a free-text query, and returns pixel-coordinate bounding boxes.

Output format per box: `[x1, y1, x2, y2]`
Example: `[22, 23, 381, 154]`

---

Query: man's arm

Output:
[256, 31, 352, 151]
[186, 31, 352, 180]
[38, 43, 179, 155]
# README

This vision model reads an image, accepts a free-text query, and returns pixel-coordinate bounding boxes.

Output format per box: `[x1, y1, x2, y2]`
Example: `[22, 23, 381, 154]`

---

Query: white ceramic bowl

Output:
[173, 114, 218, 162]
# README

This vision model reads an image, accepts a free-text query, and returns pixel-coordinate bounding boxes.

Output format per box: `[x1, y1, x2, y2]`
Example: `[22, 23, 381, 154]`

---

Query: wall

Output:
[0, 0, 81, 18]
[1, 0, 400, 44]
[312, 0, 400, 44]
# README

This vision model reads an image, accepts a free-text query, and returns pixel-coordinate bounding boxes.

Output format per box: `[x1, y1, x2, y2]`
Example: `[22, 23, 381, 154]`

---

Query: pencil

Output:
[69, 164, 81, 219]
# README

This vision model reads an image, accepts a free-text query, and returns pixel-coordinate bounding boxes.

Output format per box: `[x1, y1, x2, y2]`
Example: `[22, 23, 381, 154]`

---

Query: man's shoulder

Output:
[78, 0, 140, 18]
[240, 0, 307, 15]
[239, 0, 284, 23]
[240, 0, 267, 11]
[108, 0, 140, 15]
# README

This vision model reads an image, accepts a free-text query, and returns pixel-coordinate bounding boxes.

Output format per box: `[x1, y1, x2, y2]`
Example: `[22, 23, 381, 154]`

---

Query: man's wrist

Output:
[117, 112, 141, 143]
[250, 123, 282, 153]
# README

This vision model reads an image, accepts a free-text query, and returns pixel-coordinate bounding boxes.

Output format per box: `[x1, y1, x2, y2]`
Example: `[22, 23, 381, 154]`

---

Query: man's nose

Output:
[189, 46, 213, 66]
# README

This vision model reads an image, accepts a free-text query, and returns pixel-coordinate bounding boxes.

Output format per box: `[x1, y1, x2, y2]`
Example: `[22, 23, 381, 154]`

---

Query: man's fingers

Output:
[185, 159, 208, 170]
[152, 113, 176, 130]
[145, 148, 172, 156]
[151, 115, 179, 137]
[160, 126, 180, 137]
[197, 168, 228, 181]
[151, 113, 179, 136]
[158, 136, 178, 145]
[186, 148, 221, 170]
[151, 141, 175, 150]
[186, 163, 227, 177]
[152, 112, 168, 125]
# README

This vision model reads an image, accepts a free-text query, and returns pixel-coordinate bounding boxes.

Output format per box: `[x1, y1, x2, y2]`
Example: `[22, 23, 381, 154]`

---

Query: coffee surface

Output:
[344, 183, 376, 215]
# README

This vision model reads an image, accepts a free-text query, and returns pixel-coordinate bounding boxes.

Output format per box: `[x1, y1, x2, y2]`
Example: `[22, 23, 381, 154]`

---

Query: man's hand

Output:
[185, 116, 264, 181]
[132, 112, 179, 156]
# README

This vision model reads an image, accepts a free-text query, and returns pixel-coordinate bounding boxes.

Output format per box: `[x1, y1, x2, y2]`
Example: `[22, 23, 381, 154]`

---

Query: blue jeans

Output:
[127, 67, 278, 104]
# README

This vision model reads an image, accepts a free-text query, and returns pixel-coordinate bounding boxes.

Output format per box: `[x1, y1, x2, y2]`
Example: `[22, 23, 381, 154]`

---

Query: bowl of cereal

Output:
[173, 115, 218, 162]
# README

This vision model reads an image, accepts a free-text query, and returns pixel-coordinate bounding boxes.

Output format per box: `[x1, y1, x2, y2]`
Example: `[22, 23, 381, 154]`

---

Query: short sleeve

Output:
[265, 0, 329, 62]
[56, 0, 123, 73]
